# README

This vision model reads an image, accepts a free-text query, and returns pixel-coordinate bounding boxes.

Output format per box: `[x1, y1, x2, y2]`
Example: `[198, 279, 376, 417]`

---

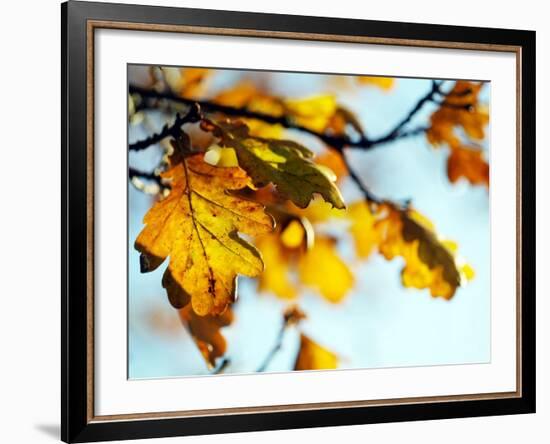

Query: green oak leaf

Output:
[205, 120, 346, 209]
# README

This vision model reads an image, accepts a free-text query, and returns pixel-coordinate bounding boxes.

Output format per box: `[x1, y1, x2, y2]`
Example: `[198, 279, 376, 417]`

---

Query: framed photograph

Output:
[62, 1, 535, 442]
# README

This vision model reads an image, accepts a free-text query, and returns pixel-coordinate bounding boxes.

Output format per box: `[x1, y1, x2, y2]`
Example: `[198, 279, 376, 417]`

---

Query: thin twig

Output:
[256, 307, 306, 373]
[129, 80, 460, 153]
[130, 85, 360, 150]
[256, 322, 288, 373]
[340, 150, 384, 206]
[128, 167, 162, 184]
[129, 102, 202, 151]
[211, 357, 230, 375]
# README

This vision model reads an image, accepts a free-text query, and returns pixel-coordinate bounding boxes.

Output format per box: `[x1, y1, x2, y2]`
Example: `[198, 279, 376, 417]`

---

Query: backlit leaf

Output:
[348, 201, 381, 259]
[213, 82, 285, 138]
[256, 232, 297, 299]
[284, 95, 337, 132]
[447, 145, 489, 187]
[135, 149, 274, 316]
[179, 304, 233, 369]
[298, 236, 354, 303]
[375, 204, 472, 299]
[427, 81, 489, 148]
[214, 82, 363, 138]
[294, 333, 338, 371]
[204, 119, 346, 209]
[315, 149, 348, 182]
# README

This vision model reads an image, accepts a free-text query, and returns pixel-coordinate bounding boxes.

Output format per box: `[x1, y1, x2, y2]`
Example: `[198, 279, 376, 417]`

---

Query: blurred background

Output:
[127, 66, 490, 379]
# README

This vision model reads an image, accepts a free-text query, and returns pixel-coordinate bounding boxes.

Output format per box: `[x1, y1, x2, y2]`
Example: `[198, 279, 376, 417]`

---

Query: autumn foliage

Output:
[129, 67, 489, 373]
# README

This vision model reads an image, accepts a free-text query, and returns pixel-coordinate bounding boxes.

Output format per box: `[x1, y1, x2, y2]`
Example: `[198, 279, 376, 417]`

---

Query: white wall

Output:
[0, 0, 546, 443]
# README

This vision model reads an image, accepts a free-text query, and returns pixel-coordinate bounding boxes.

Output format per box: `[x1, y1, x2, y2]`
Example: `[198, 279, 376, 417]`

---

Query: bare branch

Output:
[129, 102, 202, 151]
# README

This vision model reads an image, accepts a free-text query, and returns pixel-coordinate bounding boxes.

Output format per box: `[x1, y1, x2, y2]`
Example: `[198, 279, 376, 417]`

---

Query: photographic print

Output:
[127, 65, 490, 379]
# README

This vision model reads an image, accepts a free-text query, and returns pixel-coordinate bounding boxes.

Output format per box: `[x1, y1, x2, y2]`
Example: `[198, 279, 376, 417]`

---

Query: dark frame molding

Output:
[62, 1, 536, 442]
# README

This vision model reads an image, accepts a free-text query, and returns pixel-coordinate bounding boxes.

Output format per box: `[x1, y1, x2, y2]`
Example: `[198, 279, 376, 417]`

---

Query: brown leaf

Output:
[179, 305, 234, 369]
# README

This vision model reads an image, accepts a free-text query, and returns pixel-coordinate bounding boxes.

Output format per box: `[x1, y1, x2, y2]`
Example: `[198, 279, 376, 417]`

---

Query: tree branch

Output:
[129, 80, 465, 153]
[256, 306, 305, 373]
[128, 81, 467, 207]
[129, 102, 202, 151]
[256, 322, 287, 373]
[129, 167, 161, 184]
[130, 85, 360, 150]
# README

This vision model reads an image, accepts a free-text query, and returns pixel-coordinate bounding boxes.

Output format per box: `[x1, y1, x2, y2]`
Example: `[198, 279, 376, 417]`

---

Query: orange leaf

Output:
[294, 333, 338, 371]
[427, 81, 489, 148]
[315, 149, 348, 182]
[447, 145, 489, 187]
[357, 76, 395, 91]
[179, 305, 233, 369]
[135, 149, 274, 316]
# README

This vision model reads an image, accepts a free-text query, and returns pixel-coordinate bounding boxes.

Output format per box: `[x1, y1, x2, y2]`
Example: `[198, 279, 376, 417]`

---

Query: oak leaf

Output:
[214, 82, 285, 138]
[214, 82, 363, 138]
[427, 81, 489, 148]
[257, 223, 353, 303]
[256, 232, 298, 300]
[447, 145, 489, 187]
[204, 119, 346, 209]
[179, 304, 234, 369]
[284, 95, 337, 132]
[298, 236, 354, 303]
[135, 152, 274, 316]
[348, 201, 382, 259]
[294, 333, 338, 371]
[375, 204, 472, 299]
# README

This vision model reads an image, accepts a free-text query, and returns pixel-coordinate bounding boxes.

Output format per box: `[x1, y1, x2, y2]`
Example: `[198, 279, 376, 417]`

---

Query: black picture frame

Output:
[62, 1, 536, 442]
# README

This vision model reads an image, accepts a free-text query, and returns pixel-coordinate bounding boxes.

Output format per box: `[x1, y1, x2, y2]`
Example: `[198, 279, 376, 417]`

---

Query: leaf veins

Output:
[203, 119, 346, 210]
[135, 153, 274, 316]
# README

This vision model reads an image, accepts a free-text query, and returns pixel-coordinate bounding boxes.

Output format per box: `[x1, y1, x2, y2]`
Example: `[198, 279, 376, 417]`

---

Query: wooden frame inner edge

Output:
[85, 19, 523, 423]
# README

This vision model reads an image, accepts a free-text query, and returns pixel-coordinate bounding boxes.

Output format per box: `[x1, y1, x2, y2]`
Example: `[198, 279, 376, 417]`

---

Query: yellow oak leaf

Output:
[213, 82, 363, 138]
[255, 233, 297, 299]
[375, 204, 472, 299]
[298, 236, 354, 303]
[214, 82, 285, 138]
[179, 304, 233, 369]
[348, 201, 381, 259]
[294, 333, 338, 371]
[284, 95, 337, 132]
[135, 152, 274, 316]
[288, 197, 347, 224]
[204, 119, 345, 209]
